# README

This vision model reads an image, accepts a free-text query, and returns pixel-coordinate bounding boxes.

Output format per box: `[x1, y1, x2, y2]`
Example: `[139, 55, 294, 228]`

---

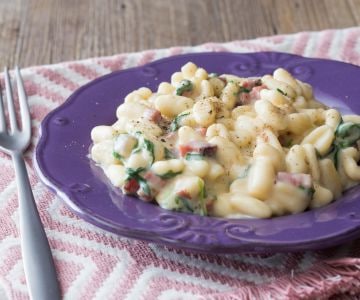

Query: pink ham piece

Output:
[176, 190, 192, 200]
[242, 78, 262, 89]
[143, 108, 163, 123]
[195, 127, 207, 136]
[238, 84, 266, 105]
[123, 170, 167, 202]
[178, 141, 217, 157]
[276, 172, 312, 189]
[122, 178, 140, 195]
[136, 171, 167, 202]
[143, 171, 167, 193]
[249, 85, 266, 100]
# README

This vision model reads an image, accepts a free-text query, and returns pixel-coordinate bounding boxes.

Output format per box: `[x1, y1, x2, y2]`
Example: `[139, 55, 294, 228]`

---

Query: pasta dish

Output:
[90, 62, 360, 218]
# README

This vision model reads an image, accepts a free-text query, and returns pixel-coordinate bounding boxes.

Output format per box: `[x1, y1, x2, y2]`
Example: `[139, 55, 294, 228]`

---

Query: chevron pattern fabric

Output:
[1, 28, 360, 300]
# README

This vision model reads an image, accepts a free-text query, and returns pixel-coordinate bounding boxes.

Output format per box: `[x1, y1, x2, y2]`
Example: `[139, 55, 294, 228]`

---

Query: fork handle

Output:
[12, 152, 61, 300]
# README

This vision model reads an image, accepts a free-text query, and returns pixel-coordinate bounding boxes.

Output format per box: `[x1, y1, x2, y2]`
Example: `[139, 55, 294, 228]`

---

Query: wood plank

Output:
[0, 0, 358, 68]
[347, 0, 360, 23]
[0, 0, 22, 67]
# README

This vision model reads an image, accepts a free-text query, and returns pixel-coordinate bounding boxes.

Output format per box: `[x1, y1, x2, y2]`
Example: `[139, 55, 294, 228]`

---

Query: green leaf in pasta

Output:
[131, 147, 142, 154]
[198, 179, 207, 216]
[239, 86, 251, 93]
[113, 151, 124, 162]
[299, 185, 315, 199]
[130, 132, 155, 165]
[164, 147, 176, 159]
[174, 195, 194, 212]
[185, 152, 204, 160]
[176, 79, 193, 96]
[131, 134, 142, 154]
[170, 112, 190, 132]
[326, 145, 340, 169]
[125, 167, 152, 199]
[157, 170, 182, 180]
[326, 122, 360, 168]
[143, 138, 155, 164]
[138, 177, 151, 196]
[254, 79, 262, 86]
[125, 167, 146, 179]
[276, 88, 287, 96]
[336, 122, 360, 147]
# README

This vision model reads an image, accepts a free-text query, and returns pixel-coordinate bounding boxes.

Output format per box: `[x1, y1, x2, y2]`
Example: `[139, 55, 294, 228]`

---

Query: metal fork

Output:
[0, 68, 60, 300]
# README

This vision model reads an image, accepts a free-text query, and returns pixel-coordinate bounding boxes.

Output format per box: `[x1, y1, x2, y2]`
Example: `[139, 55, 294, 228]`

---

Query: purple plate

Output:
[35, 52, 360, 253]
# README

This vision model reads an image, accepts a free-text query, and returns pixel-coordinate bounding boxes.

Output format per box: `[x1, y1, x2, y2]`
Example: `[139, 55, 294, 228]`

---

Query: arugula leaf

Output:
[326, 122, 360, 168]
[185, 152, 204, 161]
[138, 177, 151, 196]
[131, 146, 142, 154]
[176, 79, 193, 96]
[158, 170, 182, 180]
[125, 167, 146, 179]
[198, 179, 207, 216]
[125, 167, 152, 197]
[170, 112, 190, 131]
[113, 151, 124, 162]
[254, 79, 262, 86]
[130, 133, 155, 165]
[277, 88, 287, 96]
[336, 122, 353, 137]
[143, 138, 155, 164]
[174, 195, 194, 212]
[114, 134, 139, 161]
[336, 123, 360, 147]
[164, 147, 176, 159]
[173, 180, 207, 216]
[239, 86, 251, 93]
[327, 145, 340, 169]
[299, 186, 315, 199]
[131, 135, 142, 154]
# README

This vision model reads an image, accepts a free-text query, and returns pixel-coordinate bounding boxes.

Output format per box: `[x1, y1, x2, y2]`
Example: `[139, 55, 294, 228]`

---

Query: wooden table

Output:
[0, 0, 359, 68]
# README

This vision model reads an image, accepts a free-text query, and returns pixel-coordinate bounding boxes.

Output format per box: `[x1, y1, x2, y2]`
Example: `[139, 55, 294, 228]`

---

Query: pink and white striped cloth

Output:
[1, 27, 360, 300]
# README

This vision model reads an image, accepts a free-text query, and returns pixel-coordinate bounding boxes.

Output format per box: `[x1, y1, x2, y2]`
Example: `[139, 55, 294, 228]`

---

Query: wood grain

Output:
[0, 0, 359, 68]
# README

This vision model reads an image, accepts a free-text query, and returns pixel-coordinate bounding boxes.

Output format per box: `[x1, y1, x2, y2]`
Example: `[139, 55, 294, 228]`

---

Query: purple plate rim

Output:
[34, 51, 360, 253]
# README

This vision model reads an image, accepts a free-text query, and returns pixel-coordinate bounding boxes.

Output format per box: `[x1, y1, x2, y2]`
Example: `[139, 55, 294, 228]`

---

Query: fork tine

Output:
[4, 67, 18, 133]
[0, 80, 5, 132]
[15, 67, 31, 137]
